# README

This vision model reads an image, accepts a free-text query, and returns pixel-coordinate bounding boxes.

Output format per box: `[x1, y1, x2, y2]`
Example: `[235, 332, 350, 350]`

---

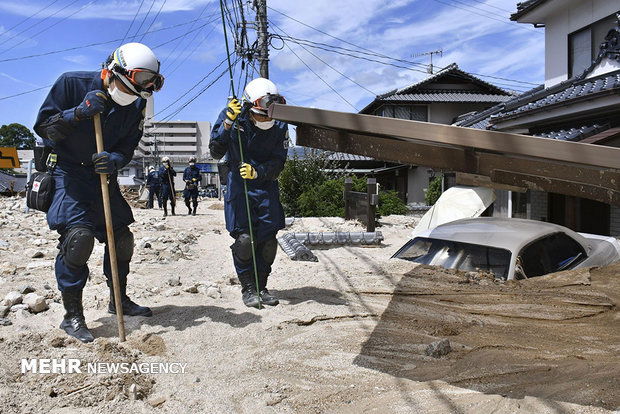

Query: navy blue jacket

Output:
[146, 170, 161, 187]
[183, 165, 202, 184]
[33, 71, 146, 238]
[209, 108, 288, 239]
[159, 165, 176, 189]
[34, 71, 145, 168]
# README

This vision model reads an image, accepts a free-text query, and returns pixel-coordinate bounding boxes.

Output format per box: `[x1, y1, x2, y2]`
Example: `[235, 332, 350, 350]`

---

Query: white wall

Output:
[543, 0, 619, 86]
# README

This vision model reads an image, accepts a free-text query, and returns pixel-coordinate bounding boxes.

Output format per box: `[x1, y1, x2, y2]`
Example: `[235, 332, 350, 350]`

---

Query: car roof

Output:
[416, 217, 590, 253]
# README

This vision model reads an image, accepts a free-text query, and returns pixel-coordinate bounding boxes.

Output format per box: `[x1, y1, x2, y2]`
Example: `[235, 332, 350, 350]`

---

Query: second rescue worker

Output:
[209, 78, 289, 308]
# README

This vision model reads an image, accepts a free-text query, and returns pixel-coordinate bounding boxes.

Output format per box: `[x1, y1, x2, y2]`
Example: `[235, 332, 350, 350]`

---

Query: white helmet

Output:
[106, 42, 164, 98]
[148, 166, 154, 172]
[189, 156, 196, 163]
[161, 156, 170, 163]
[242, 77, 285, 116]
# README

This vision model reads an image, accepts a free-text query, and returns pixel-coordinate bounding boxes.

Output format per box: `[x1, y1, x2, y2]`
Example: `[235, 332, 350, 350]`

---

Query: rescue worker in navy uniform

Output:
[183, 156, 201, 215]
[209, 77, 288, 308]
[159, 156, 176, 217]
[146, 166, 162, 209]
[33, 42, 164, 343]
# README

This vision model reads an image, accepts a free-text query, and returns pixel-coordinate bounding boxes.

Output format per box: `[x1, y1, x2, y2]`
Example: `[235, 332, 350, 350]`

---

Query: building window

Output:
[375, 105, 428, 121]
[568, 13, 618, 78]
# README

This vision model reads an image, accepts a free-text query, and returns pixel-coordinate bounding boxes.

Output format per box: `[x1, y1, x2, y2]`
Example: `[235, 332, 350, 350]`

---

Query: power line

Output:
[139, 0, 168, 42]
[0, 16, 215, 64]
[269, 20, 377, 96]
[0, 0, 81, 50]
[0, 0, 98, 56]
[0, 84, 53, 101]
[431, 0, 541, 34]
[131, 0, 158, 41]
[0, 0, 61, 37]
[270, 11, 539, 87]
[120, 0, 146, 46]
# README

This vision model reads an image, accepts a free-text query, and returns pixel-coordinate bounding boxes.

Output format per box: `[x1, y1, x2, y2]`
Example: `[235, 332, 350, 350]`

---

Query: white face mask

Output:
[189, 162, 195, 166]
[254, 119, 275, 130]
[108, 80, 139, 106]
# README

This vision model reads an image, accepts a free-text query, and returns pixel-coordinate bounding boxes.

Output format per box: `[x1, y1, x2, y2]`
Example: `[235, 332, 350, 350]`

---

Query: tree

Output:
[0, 123, 35, 149]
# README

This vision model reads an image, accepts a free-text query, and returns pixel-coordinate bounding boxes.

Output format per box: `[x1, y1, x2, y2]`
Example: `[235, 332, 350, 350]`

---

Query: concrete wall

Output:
[429, 102, 496, 125]
[407, 167, 433, 204]
[543, 0, 618, 86]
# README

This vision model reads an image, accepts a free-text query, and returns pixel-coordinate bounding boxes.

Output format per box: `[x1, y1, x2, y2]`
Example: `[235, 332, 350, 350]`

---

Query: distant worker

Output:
[159, 156, 176, 217]
[209, 77, 288, 308]
[183, 156, 201, 215]
[33, 42, 164, 342]
[146, 166, 162, 209]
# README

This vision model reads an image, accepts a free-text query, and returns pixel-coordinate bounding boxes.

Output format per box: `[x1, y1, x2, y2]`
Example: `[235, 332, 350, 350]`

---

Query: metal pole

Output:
[255, 0, 269, 78]
[25, 159, 34, 213]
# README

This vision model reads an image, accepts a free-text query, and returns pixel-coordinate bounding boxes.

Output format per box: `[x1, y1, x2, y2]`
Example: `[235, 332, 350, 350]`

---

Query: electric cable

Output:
[0, 84, 53, 101]
[131, 0, 158, 41]
[269, 20, 377, 96]
[139, 0, 168, 42]
[0, 0, 61, 37]
[120, 0, 146, 46]
[0, 16, 214, 64]
[0, 0, 80, 49]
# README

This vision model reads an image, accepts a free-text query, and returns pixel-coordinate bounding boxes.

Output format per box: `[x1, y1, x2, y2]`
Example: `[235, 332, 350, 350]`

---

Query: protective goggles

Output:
[111, 64, 164, 92]
[251, 93, 286, 113]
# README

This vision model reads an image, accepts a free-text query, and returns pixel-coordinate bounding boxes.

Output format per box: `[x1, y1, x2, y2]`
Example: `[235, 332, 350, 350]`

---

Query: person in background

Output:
[183, 156, 201, 215]
[159, 156, 176, 217]
[146, 165, 162, 209]
[33, 42, 164, 342]
[209, 77, 288, 308]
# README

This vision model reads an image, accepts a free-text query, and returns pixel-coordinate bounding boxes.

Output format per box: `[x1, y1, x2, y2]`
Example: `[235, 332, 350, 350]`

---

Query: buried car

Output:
[392, 217, 620, 280]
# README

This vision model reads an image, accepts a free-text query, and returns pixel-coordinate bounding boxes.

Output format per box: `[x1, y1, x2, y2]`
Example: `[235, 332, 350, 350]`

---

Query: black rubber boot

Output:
[171, 205, 176, 216]
[163, 204, 168, 217]
[186, 200, 192, 215]
[238, 273, 260, 308]
[258, 272, 279, 306]
[107, 281, 152, 317]
[192, 202, 197, 216]
[60, 290, 94, 343]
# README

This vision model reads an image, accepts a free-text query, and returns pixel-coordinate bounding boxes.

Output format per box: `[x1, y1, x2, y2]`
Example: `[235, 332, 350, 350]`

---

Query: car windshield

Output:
[393, 237, 512, 279]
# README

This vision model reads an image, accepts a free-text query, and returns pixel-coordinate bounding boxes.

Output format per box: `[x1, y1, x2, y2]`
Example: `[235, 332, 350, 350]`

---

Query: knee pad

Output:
[61, 226, 95, 269]
[261, 238, 278, 266]
[114, 227, 134, 262]
[231, 233, 253, 264]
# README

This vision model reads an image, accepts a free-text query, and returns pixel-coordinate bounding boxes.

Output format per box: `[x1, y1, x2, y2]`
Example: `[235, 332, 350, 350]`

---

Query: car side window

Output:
[519, 232, 586, 278]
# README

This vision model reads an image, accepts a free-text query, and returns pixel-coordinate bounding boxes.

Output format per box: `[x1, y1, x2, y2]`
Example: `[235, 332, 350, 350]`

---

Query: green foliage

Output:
[278, 148, 343, 216]
[0, 123, 35, 149]
[298, 178, 346, 217]
[377, 189, 408, 216]
[425, 176, 442, 206]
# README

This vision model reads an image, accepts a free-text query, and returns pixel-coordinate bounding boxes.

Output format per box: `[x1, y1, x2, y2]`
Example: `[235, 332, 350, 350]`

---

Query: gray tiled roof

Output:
[493, 72, 620, 122]
[327, 152, 374, 162]
[510, 0, 548, 21]
[455, 69, 620, 142]
[381, 92, 513, 103]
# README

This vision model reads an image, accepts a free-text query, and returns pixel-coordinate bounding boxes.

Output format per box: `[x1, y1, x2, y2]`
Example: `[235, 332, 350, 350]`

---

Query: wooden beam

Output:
[271, 104, 620, 170]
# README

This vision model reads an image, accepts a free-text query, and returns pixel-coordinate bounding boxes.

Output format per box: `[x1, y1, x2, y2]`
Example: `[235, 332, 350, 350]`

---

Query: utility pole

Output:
[254, 0, 269, 78]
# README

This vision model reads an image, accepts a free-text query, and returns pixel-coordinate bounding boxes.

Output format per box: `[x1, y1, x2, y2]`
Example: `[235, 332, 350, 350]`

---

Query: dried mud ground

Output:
[0, 195, 619, 414]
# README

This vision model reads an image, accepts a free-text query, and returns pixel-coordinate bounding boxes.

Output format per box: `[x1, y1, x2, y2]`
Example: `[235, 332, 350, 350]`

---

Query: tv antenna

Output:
[411, 49, 443, 74]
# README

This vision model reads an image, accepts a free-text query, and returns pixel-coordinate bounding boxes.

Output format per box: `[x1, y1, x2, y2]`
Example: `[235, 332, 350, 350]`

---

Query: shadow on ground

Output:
[354, 263, 620, 410]
[90, 304, 261, 338]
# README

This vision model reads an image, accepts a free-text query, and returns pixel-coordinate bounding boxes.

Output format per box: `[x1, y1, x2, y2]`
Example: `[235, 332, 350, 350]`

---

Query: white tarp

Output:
[412, 186, 496, 238]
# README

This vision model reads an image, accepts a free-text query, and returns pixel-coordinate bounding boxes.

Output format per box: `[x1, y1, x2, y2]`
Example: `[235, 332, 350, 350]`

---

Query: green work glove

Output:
[239, 163, 257, 180]
[225, 99, 242, 125]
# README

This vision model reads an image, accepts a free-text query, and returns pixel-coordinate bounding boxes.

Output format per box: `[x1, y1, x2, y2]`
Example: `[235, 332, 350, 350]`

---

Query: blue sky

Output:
[0, 0, 544, 141]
